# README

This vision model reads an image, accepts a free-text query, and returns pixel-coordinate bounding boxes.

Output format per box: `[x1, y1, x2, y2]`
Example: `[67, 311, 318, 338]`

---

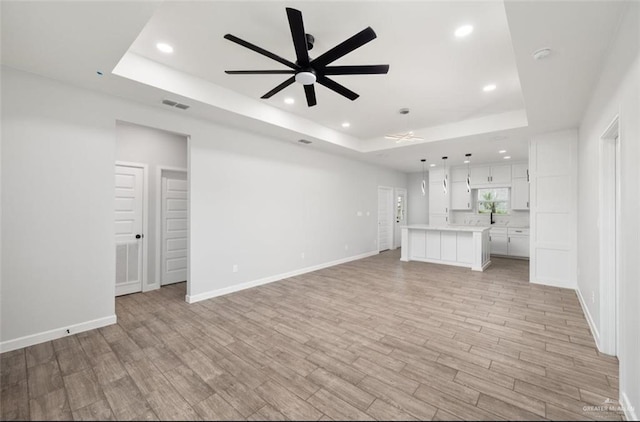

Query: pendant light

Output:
[385, 108, 424, 142]
[442, 156, 448, 194]
[465, 153, 472, 193]
[420, 159, 426, 196]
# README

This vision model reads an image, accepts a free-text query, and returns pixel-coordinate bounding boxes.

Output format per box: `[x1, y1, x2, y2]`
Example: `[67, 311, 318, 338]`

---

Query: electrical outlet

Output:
[301, 252, 305, 259]
[591, 291, 595, 304]
[344, 244, 349, 251]
[366, 211, 370, 216]
[357, 211, 363, 217]
[232, 264, 238, 273]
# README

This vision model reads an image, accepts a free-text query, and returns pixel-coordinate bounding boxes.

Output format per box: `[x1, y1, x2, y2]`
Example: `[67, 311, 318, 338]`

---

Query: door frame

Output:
[599, 115, 620, 356]
[377, 186, 394, 252]
[393, 187, 408, 249]
[156, 166, 189, 288]
[115, 161, 149, 293]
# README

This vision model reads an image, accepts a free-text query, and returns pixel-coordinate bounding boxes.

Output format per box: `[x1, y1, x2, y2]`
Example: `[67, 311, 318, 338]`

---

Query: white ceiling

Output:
[128, 1, 524, 140]
[0, 1, 630, 173]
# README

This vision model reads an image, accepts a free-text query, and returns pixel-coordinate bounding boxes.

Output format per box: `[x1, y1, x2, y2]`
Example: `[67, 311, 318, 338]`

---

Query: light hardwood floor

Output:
[1, 250, 623, 421]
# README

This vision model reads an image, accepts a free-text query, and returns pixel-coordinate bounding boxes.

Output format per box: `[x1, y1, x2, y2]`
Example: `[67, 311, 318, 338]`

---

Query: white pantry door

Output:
[378, 187, 393, 252]
[161, 171, 188, 285]
[115, 165, 144, 296]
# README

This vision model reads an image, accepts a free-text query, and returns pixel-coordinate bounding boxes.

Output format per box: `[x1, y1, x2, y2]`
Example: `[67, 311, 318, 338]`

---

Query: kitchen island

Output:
[400, 225, 491, 271]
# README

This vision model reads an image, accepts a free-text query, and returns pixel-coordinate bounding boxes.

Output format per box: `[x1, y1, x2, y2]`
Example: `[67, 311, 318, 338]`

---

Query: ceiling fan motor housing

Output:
[306, 33, 315, 50]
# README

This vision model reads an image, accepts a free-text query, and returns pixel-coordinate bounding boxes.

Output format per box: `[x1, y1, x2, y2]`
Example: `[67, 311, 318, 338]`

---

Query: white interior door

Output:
[393, 188, 407, 249]
[115, 165, 144, 296]
[161, 171, 188, 285]
[378, 187, 393, 252]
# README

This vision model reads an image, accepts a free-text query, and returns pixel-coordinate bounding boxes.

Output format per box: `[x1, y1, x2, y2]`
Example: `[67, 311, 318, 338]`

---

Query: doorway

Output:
[599, 116, 620, 356]
[115, 121, 189, 297]
[378, 186, 393, 252]
[393, 188, 407, 249]
[114, 163, 147, 296]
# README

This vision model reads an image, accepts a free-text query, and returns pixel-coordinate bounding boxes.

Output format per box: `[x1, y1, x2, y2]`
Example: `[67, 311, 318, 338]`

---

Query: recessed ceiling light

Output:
[503, 156, 511, 160]
[284, 98, 295, 104]
[156, 42, 174, 54]
[342, 122, 351, 128]
[483, 84, 497, 92]
[532, 48, 552, 60]
[455, 25, 474, 38]
[499, 150, 507, 154]
[430, 164, 436, 167]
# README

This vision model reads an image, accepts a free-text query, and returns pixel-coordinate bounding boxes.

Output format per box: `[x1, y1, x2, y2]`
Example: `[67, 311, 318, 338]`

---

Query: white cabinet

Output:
[469, 164, 511, 187]
[511, 163, 530, 210]
[451, 181, 471, 210]
[508, 228, 530, 258]
[490, 227, 530, 258]
[429, 168, 449, 223]
[451, 167, 468, 182]
[490, 165, 512, 184]
[512, 163, 528, 179]
[489, 228, 508, 255]
[470, 166, 491, 185]
[511, 178, 530, 210]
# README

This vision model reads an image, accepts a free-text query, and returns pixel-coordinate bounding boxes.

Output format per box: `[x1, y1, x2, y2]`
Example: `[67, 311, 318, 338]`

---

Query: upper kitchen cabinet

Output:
[428, 168, 450, 220]
[469, 164, 511, 187]
[450, 167, 471, 210]
[512, 163, 529, 179]
[511, 163, 530, 210]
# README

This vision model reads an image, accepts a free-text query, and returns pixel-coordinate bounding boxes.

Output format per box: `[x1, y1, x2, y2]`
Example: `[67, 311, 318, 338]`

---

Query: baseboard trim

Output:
[576, 287, 601, 351]
[186, 251, 378, 304]
[0, 315, 117, 353]
[620, 390, 637, 421]
[530, 277, 577, 290]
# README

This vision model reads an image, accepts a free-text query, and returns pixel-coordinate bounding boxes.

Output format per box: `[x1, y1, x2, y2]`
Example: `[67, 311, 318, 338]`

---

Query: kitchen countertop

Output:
[403, 224, 491, 232]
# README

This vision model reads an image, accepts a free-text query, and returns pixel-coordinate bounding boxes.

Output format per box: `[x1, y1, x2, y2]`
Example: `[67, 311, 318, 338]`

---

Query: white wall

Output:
[406, 172, 429, 224]
[1, 70, 117, 348]
[576, 2, 639, 418]
[529, 129, 578, 289]
[116, 122, 188, 287]
[0, 66, 406, 350]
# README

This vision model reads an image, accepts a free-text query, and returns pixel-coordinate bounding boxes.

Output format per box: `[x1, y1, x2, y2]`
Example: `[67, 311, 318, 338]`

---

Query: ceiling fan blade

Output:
[316, 76, 359, 101]
[224, 34, 299, 70]
[322, 64, 389, 75]
[225, 70, 295, 74]
[286, 8, 310, 68]
[311, 27, 377, 68]
[304, 84, 317, 107]
[261, 77, 296, 99]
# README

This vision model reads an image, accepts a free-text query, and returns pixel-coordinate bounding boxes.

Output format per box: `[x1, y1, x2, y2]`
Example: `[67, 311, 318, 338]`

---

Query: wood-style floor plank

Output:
[0, 251, 622, 420]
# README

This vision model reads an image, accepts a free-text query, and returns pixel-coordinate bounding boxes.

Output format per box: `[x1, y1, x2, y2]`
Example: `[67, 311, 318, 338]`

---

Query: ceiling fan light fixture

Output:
[295, 71, 316, 85]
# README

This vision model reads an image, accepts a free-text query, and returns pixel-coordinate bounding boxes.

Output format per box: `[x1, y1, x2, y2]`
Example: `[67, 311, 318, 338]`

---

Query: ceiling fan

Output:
[223, 7, 389, 107]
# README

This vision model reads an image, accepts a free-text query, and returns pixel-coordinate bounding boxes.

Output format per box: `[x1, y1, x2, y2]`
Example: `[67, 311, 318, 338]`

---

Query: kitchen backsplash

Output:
[450, 210, 530, 227]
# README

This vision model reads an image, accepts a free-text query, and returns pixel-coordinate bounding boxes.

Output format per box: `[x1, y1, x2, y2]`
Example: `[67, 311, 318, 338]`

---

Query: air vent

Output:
[162, 99, 190, 110]
[298, 139, 312, 144]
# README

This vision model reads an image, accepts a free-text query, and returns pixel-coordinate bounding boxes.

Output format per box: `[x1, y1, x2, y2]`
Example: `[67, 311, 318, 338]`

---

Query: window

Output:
[477, 188, 509, 214]
[396, 195, 405, 221]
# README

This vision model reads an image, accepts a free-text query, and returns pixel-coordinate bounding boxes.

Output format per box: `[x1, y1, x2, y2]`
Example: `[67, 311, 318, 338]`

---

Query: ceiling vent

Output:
[298, 139, 312, 144]
[162, 99, 190, 110]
